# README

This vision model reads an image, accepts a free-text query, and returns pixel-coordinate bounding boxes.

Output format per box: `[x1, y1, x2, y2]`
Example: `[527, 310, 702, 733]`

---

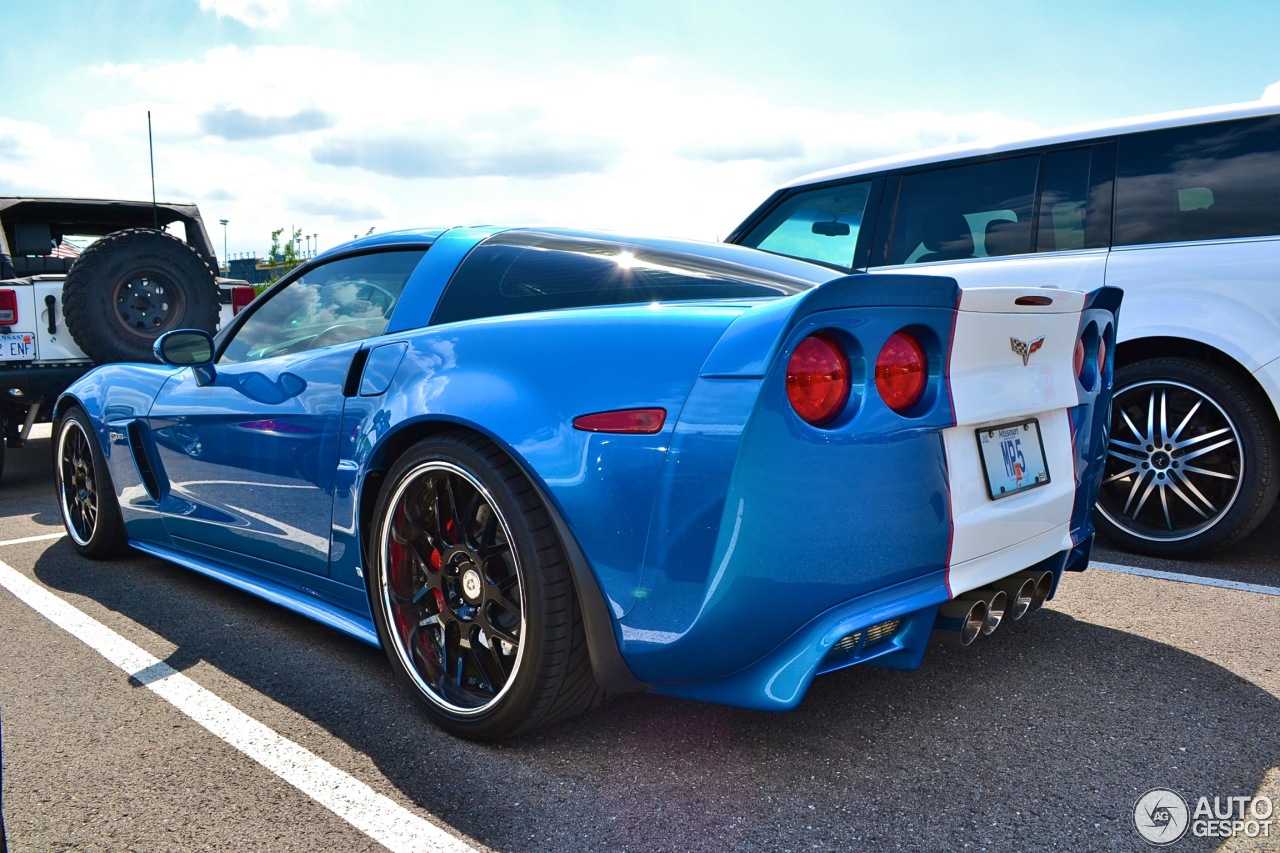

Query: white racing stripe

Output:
[1091, 560, 1280, 597]
[0, 558, 480, 853]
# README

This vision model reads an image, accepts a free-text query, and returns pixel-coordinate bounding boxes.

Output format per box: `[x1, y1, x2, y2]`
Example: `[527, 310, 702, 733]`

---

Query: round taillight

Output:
[1074, 337, 1085, 380]
[786, 333, 850, 425]
[1097, 334, 1107, 378]
[876, 331, 926, 413]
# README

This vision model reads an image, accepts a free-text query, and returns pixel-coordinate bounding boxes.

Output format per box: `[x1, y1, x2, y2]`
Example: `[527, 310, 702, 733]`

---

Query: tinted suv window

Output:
[736, 180, 871, 269]
[885, 155, 1039, 265]
[220, 249, 425, 364]
[1115, 115, 1280, 245]
[431, 231, 816, 325]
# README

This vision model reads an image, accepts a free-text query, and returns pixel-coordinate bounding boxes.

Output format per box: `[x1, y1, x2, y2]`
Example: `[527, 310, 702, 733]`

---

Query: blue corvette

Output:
[53, 226, 1119, 740]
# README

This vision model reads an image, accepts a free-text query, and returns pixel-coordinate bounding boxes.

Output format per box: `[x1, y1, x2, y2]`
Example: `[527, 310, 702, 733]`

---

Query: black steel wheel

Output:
[369, 432, 601, 740]
[1095, 357, 1279, 557]
[54, 407, 127, 558]
[63, 228, 218, 363]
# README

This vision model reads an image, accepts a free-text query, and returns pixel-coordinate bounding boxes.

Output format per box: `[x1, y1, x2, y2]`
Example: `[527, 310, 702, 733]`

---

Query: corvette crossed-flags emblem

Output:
[1010, 336, 1045, 366]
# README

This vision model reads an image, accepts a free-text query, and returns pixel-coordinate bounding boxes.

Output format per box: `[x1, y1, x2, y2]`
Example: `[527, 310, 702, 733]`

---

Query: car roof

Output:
[321, 225, 843, 285]
[0, 196, 203, 222]
[784, 99, 1280, 187]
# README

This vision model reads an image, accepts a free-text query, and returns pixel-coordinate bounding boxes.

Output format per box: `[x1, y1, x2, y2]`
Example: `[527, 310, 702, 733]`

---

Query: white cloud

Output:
[1262, 80, 1280, 103]
[12, 43, 1048, 255]
[197, 0, 345, 29]
[0, 117, 107, 197]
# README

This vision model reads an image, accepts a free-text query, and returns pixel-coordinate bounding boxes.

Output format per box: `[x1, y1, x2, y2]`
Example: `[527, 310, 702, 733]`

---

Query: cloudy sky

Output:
[3, 0, 1279, 260]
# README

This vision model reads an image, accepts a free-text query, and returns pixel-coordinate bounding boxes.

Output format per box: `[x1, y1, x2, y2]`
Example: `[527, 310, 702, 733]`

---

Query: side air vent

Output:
[127, 420, 165, 503]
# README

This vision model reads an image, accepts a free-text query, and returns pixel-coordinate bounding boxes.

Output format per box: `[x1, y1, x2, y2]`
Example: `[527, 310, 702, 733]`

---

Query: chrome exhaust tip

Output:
[1010, 570, 1054, 612]
[961, 588, 1007, 635]
[933, 598, 988, 647]
[992, 576, 1037, 621]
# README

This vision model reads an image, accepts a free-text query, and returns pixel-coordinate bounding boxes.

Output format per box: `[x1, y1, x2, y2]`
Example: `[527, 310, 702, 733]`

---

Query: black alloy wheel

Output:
[54, 408, 127, 559]
[1095, 357, 1279, 557]
[370, 433, 601, 740]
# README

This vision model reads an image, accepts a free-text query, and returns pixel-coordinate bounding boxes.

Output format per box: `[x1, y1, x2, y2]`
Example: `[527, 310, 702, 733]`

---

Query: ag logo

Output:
[1010, 336, 1045, 366]
[1133, 788, 1189, 845]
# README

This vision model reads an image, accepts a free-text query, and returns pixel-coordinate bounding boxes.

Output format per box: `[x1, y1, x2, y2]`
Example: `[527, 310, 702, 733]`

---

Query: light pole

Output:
[218, 219, 228, 270]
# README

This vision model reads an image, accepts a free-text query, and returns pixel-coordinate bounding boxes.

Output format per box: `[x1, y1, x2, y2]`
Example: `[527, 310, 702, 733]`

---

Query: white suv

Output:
[728, 102, 1280, 557]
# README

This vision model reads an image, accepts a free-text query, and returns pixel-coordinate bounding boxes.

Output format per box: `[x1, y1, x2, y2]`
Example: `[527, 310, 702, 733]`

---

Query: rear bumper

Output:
[0, 362, 93, 406]
[651, 539, 1091, 711]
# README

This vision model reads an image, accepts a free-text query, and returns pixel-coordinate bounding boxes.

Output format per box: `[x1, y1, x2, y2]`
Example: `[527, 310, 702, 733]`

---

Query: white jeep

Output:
[0, 197, 253, 480]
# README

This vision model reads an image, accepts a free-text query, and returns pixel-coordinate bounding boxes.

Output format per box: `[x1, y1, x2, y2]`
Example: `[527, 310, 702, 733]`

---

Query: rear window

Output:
[1115, 115, 1280, 245]
[430, 231, 816, 325]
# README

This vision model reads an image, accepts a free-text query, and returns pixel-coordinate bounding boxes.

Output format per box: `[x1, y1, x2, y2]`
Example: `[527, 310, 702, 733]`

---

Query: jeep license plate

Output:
[0, 332, 35, 361]
[977, 419, 1050, 500]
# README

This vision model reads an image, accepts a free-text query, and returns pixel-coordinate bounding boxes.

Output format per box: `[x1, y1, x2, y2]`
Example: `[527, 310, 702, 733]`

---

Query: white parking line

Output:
[0, 558, 480, 853]
[0, 532, 66, 547]
[1091, 560, 1280, 597]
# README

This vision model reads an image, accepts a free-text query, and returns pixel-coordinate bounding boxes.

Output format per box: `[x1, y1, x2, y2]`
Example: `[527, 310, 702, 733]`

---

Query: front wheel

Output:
[54, 407, 127, 558]
[1094, 357, 1279, 557]
[368, 432, 601, 740]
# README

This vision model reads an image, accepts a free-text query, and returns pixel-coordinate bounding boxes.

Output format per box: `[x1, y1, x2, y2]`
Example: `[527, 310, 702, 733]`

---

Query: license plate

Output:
[0, 332, 35, 361]
[976, 419, 1050, 500]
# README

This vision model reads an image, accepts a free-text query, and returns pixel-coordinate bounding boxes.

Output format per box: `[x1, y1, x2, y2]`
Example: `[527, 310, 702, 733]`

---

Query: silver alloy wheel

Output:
[376, 461, 527, 717]
[1097, 379, 1244, 543]
[57, 418, 99, 547]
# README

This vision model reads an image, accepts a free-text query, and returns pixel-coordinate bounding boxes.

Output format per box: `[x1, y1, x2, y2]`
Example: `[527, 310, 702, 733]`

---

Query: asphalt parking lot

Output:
[1, 428, 1277, 852]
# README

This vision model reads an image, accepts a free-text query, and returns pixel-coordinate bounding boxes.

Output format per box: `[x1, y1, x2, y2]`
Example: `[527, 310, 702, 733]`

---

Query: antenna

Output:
[147, 110, 158, 228]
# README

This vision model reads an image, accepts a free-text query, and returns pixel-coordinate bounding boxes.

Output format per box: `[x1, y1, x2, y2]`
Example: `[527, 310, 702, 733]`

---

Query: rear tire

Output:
[63, 228, 219, 363]
[369, 432, 602, 740]
[1094, 357, 1279, 557]
[54, 407, 127, 558]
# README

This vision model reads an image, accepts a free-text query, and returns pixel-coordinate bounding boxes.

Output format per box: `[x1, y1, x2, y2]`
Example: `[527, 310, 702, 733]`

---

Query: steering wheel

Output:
[356, 281, 397, 317]
[311, 323, 368, 349]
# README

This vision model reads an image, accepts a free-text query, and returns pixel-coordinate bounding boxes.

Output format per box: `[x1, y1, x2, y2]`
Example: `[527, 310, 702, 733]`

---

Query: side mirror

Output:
[155, 329, 214, 365]
[811, 220, 851, 237]
[155, 329, 216, 385]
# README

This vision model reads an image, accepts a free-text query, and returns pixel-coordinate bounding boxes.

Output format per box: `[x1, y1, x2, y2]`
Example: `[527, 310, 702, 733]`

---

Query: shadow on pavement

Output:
[30, 535, 1278, 853]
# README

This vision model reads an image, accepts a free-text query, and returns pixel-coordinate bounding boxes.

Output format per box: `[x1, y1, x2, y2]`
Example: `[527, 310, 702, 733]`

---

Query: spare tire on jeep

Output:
[63, 228, 219, 363]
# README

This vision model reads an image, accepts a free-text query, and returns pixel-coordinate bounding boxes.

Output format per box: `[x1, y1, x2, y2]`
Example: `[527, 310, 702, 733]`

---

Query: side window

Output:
[1115, 115, 1280, 245]
[736, 181, 872, 269]
[1036, 148, 1093, 252]
[220, 249, 425, 365]
[885, 156, 1039, 265]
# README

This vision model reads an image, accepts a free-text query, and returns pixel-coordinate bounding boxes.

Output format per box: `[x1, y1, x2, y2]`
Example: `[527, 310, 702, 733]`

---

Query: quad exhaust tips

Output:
[933, 570, 1054, 645]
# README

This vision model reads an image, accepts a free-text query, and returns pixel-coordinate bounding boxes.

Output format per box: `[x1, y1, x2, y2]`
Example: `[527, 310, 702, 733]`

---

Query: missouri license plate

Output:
[0, 332, 35, 361]
[976, 419, 1050, 500]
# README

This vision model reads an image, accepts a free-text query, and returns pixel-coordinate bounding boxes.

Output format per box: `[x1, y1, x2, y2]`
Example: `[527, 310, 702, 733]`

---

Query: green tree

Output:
[263, 226, 304, 287]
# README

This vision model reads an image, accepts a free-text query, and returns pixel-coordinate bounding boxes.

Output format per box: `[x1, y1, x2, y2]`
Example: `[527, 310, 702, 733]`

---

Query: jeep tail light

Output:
[231, 285, 255, 315]
[0, 289, 15, 324]
[876, 330, 926, 413]
[787, 332, 850, 426]
[573, 408, 666, 434]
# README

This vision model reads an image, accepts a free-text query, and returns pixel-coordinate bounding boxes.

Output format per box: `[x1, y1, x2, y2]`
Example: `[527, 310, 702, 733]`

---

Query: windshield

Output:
[737, 181, 872, 270]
